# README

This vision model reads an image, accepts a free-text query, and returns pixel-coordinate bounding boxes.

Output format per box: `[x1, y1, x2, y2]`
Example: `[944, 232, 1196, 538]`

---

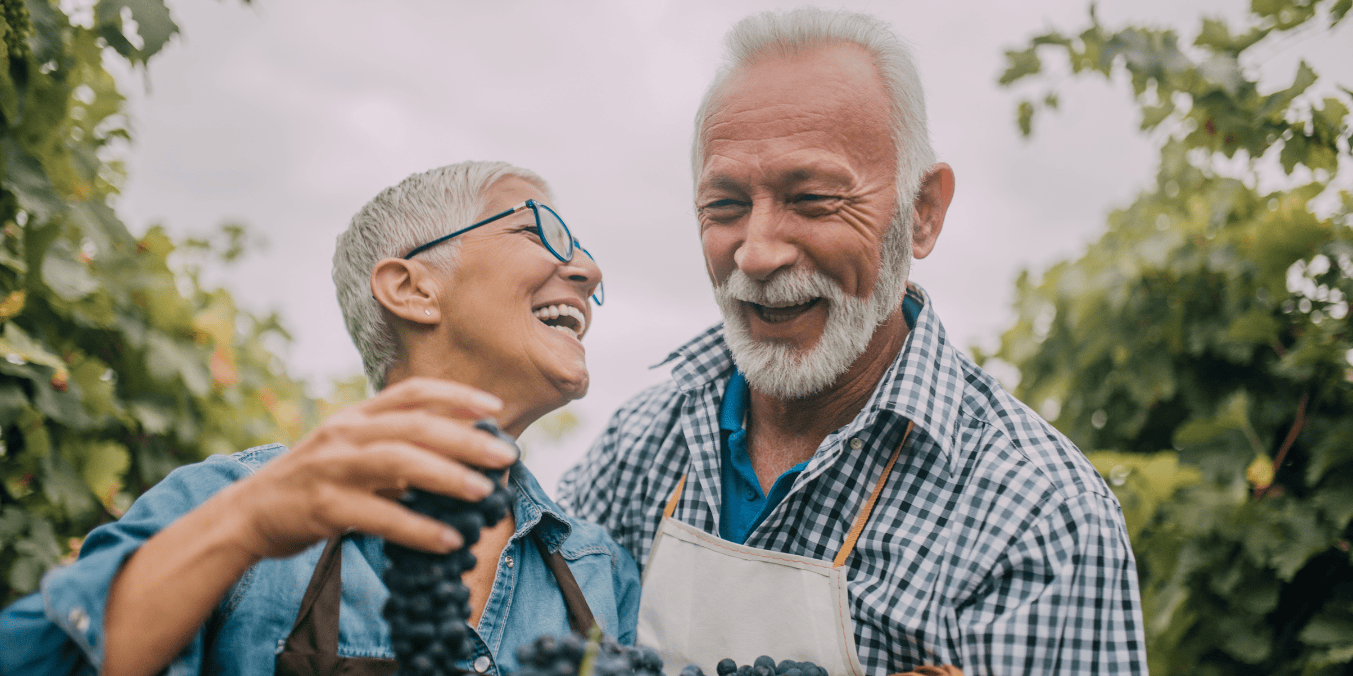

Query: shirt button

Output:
[474, 655, 492, 673]
[504, 555, 514, 569]
[850, 437, 864, 450]
[68, 607, 90, 633]
[745, 488, 758, 501]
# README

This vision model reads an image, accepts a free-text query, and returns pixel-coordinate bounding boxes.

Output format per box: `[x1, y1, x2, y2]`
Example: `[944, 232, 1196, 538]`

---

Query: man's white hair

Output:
[332, 161, 552, 390]
[691, 7, 937, 208]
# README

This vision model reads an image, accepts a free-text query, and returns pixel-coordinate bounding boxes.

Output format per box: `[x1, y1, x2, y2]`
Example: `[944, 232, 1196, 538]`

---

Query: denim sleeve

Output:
[609, 538, 642, 647]
[0, 452, 264, 676]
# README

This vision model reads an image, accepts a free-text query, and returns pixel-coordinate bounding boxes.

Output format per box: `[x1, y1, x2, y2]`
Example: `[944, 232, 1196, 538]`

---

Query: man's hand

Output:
[228, 376, 519, 559]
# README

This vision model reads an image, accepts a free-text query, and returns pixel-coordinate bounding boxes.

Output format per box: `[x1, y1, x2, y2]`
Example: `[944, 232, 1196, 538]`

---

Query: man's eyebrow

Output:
[782, 162, 855, 186]
[697, 174, 745, 194]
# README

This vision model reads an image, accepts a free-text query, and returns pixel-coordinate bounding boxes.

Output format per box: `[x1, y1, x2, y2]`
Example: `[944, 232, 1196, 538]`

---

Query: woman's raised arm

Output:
[96, 378, 516, 676]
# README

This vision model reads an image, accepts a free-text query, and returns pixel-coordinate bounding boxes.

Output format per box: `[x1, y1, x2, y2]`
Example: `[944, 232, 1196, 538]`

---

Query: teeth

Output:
[756, 300, 814, 309]
[531, 304, 587, 339]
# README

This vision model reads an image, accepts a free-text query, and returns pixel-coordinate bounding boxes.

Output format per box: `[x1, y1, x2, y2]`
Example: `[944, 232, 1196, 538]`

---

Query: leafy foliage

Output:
[990, 1, 1353, 673]
[0, 0, 333, 603]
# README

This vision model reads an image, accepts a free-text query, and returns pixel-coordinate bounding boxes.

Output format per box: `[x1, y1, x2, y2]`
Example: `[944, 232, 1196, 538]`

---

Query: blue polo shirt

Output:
[718, 294, 923, 544]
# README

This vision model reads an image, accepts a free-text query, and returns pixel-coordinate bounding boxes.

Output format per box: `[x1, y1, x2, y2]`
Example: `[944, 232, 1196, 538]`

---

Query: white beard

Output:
[713, 216, 912, 400]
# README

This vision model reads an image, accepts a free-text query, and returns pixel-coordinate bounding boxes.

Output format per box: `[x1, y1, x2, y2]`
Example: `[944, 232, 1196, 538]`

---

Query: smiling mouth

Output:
[532, 304, 586, 340]
[749, 298, 821, 323]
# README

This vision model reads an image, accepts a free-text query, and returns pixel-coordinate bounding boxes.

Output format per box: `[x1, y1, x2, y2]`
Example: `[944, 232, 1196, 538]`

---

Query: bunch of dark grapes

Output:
[515, 634, 834, 676]
[712, 656, 827, 676]
[383, 419, 517, 675]
[515, 632, 665, 676]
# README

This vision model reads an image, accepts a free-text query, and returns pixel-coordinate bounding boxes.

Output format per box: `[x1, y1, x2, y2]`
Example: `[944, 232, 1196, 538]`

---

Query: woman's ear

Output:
[371, 258, 441, 324]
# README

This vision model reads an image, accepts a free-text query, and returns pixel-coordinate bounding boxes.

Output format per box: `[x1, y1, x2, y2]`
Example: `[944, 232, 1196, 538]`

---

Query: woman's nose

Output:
[561, 246, 603, 300]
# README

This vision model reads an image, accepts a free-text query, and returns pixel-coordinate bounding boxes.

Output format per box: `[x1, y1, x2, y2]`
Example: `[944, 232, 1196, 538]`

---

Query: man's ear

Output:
[910, 163, 955, 260]
[371, 257, 441, 325]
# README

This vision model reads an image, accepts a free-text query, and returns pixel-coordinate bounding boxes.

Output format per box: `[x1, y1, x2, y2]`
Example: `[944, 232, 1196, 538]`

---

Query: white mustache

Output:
[716, 268, 845, 307]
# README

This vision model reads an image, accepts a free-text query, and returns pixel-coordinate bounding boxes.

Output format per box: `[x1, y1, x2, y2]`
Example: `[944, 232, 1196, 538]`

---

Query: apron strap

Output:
[663, 474, 688, 519]
[531, 532, 598, 635]
[284, 535, 345, 656]
[276, 534, 400, 676]
[833, 421, 914, 568]
[659, 420, 913, 568]
[889, 666, 964, 676]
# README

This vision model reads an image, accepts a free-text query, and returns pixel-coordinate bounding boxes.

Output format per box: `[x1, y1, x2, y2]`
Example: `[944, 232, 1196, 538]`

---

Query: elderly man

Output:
[558, 8, 1146, 676]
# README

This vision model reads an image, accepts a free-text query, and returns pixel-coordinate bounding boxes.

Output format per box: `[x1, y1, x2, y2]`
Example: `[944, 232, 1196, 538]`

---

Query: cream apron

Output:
[637, 422, 914, 676]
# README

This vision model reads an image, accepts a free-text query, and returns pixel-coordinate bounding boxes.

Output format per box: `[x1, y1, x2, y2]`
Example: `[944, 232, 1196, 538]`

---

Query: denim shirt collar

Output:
[507, 462, 572, 552]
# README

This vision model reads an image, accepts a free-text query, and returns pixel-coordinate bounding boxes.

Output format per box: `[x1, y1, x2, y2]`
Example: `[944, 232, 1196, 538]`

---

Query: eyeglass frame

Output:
[402, 199, 603, 305]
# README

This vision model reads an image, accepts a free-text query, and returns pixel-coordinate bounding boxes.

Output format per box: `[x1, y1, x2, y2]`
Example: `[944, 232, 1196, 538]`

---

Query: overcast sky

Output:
[113, 0, 1351, 492]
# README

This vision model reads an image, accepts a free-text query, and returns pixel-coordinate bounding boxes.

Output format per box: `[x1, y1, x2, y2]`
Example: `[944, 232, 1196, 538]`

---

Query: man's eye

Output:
[700, 199, 749, 220]
[705, 199, 744, 209]
[793, 194, 842, 215]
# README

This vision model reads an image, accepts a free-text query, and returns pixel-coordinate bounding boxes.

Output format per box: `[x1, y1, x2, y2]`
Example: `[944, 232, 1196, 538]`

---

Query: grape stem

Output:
[577, 625, 604, 676]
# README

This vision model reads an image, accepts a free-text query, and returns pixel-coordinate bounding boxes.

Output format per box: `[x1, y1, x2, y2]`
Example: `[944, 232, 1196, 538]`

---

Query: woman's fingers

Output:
[327, 492, 464, 553]
[345, 440, 499, 500]
[237, 377, 517, 559]
[345, 410, 518, 468]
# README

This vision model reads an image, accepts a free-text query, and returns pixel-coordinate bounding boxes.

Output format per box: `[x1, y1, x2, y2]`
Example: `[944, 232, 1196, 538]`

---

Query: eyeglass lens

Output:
[534, 203, 574, 262]
[580, 246, 605, 306]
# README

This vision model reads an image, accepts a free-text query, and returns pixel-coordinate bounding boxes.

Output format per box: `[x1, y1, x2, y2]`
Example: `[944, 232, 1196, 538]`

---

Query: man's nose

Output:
[733, 205, 798, 281]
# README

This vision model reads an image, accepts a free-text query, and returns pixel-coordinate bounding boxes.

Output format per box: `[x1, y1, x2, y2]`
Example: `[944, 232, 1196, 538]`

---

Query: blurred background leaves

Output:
[989, 0, 1353, 672]
[0, 0, 361, 602]
[0, 0, 1349, 673]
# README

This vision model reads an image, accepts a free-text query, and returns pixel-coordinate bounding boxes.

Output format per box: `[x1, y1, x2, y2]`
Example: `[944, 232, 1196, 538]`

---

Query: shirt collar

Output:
[663, 282, 963, 465]
[508, 462, 573, 551]
[719, 369, 749, 432]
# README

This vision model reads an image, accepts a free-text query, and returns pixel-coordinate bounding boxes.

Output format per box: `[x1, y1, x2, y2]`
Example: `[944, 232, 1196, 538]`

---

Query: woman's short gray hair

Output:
[691, 7, 936, 217]
[332, 161, 552, 390]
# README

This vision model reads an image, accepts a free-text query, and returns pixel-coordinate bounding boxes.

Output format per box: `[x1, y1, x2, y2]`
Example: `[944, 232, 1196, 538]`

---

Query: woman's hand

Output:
[102, 376, 515, 676]
[228, 376, 520, 559]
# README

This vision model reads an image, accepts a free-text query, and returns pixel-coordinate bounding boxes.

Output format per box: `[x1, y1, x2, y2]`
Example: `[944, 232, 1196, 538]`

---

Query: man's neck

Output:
[744, 310, 910, 491]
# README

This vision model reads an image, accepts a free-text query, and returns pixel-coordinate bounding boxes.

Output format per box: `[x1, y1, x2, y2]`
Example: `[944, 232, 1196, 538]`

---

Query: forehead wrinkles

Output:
[699, 49, 896, 181]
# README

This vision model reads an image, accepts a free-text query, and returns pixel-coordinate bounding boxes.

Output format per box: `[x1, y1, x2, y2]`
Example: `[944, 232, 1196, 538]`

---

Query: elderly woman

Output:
[0, 161, 639, 676]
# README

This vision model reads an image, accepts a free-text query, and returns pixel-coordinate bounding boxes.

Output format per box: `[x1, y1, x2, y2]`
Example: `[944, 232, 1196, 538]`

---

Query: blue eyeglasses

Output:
[404, 199, 603, 305]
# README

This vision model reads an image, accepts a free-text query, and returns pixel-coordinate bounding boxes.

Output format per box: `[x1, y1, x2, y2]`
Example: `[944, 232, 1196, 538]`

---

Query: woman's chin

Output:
[551, 368, 590, 401]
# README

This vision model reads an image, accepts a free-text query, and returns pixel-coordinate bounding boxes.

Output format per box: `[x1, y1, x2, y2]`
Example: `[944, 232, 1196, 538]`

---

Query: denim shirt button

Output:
[505, 555, 514, 569]
[68, 607, 90, 633]
[474, 655, 492, 673]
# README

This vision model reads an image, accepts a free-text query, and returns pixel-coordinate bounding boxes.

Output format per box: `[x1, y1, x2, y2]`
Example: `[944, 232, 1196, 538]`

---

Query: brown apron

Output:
[276, 532, 598, 676]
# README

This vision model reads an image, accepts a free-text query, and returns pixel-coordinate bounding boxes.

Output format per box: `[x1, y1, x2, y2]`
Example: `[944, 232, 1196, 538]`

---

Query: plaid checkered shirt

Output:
[557, 284, 1147, 675]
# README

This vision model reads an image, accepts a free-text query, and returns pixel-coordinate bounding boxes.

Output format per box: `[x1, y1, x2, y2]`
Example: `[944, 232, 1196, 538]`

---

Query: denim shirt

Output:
[0, 444, 641, 676]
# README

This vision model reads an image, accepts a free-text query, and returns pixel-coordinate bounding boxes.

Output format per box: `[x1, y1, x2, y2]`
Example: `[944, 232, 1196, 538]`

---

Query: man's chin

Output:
[725, 330, 842, 400]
